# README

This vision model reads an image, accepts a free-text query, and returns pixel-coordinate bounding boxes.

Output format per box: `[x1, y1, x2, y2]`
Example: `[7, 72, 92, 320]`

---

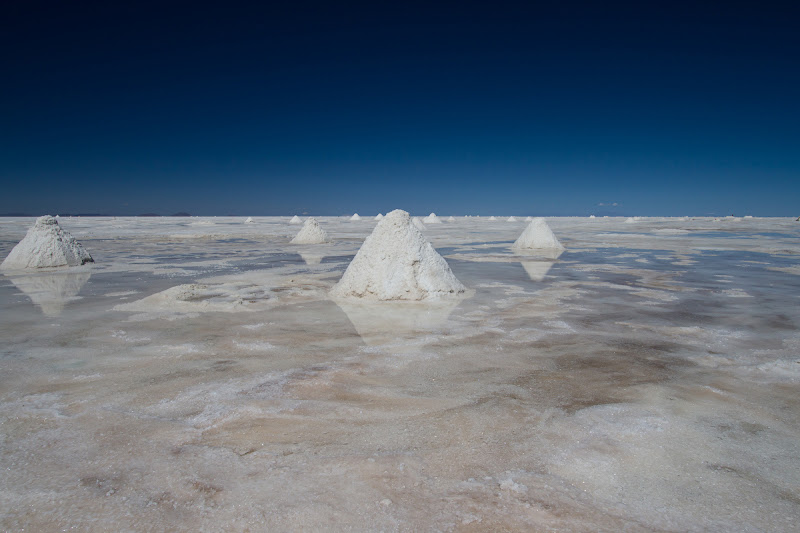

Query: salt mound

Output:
[423, 212, 442, 224]
[330, 209, 466, 301]
[350, 213, 361, 221]
[290, 215, 303, 224]
[447, 216, 456, 222]
[290, 218, 329, 244]
[412, 217, 426, 230]
[625, 217, 636, 223]
[525, 216, 533, 221]
[512, 218, 564, 251]
[375, 213, 384, 220]
[244, 217, 254, 224]
[488, 216, 497, 221]
[1, 216, 94, 270]
[507, 216, 517, 222]
[589, 215, 596, 219]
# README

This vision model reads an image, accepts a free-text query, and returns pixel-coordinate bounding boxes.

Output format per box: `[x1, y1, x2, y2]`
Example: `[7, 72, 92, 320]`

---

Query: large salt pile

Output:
[412, 217, 426, 231]
[350, 213, 361, 221]
[290, 215, 303, 224]
[423, 212, 442, 224]
[512, 217, 565, 251]
[1, 216, 94, 270]
[330, 209, 466, 300]
[375, 213, 384, 220]
[290, 217, 329, 244]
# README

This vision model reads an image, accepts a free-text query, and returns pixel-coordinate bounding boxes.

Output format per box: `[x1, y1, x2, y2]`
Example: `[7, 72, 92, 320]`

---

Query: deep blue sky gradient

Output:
[1, 1, 798, 215]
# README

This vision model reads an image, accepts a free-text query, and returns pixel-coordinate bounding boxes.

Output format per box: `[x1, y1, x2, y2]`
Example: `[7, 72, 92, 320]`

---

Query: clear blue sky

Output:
[1, 1, 798, 216]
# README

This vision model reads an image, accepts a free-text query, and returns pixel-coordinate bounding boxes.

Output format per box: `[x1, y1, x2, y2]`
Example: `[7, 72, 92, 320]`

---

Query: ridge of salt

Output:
[1, 216, 94, 270]
[512, 218, 564, 251]
[290, 218, 329, 244]
[330, 209, 465, 301]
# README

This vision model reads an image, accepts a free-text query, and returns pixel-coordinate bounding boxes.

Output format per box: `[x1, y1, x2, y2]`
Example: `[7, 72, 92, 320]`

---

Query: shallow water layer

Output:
[1, 216, 799, 531]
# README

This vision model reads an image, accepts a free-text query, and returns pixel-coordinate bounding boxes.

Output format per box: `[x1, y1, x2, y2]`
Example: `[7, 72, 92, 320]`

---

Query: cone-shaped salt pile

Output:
[375, 213, 384, 220]
[290, 215, 303, 224]
[512, 218, 564, 251]
[625, 217, 636, 223]
[589, 215, 596, 219]
[330, 209, 466, 300]
[291, 218, 328, 244]
[350, 213, 361, 221]
[488, 216, 497, 221]
[507, 216, 517, 222]
[244, 217, 254, 224]
[1, 216, 94, 270]
[447, 216, 456, 222]
[525, 216, 533, 221]
[412, 217, 426, 230]
[423, 212, 442, 224]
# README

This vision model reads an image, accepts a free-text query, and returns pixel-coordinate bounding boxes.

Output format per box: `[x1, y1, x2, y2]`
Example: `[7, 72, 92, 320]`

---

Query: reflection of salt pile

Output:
[1, 216, 94, 270]
[244, 217, 254, 224]
[375, 214, 384, 220]
[5, 271, 91, 316]
[290, 218, 328, 244]
[350, 213, 361, 221]
[507, 216, 517, 222]
[412, 217, 426, 231]
[335, 298, 462, 344]
[330, 209, 466, 300]
[298, 252, 325, 265]
[290, 215, 303, 224]
[512, 218, 564, 251]
[423, 213, 442, 224]
[516, 248, 563, 282]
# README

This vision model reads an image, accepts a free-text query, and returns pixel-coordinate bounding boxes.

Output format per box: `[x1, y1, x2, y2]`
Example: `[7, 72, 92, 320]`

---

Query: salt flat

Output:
[1, 215, 799, 531]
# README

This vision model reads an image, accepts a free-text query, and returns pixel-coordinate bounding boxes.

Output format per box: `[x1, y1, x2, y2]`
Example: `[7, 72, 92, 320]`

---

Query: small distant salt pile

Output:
[1, 216, 94, 270]
[507, 216, 517, 222]
[589, 215, 596, 219]
[423, 212, 442, 224]
[525, 216, 534, 221]
[290, 217, 328, 244]
[447, 216, 456, 222]
[488, 216, 497, 221]
[375, 213, 384, 220]
[330, 209, 465, 300]
[350, 213, 361, 221]
[290, 215, 303, 224]
[512, 218, 564, 251]
[412, 217, 426, 231]
[244, 217, 254, 224]
[625, 217, 637, 223]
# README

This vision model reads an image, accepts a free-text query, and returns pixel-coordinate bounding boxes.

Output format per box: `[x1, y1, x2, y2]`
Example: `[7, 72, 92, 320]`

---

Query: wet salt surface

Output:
[1, 216, 799, 531]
